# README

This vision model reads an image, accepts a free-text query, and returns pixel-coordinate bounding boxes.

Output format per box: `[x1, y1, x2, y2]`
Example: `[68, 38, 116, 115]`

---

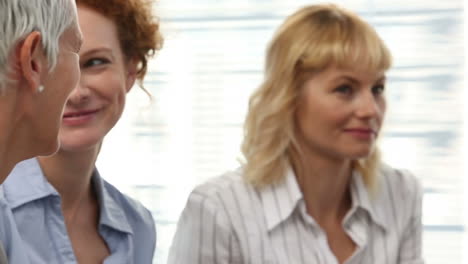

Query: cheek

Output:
[106, 93, 126, 131]
[114, 79, 127, 105]
[296, 103, 324, 138]
[48, 62, 75, 110]
[378, 99, 387, 119]
[116, 93, 126, 114]
[302, 97, 342, 125]
[50, 70, 77, 112]
[97, 70, 128, 104]
[61, 54, 80, 92]
[108, 80, 127, 116]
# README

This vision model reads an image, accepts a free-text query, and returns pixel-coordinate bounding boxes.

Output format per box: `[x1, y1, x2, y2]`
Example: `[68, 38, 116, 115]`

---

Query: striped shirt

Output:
[168, 164, 424, 264]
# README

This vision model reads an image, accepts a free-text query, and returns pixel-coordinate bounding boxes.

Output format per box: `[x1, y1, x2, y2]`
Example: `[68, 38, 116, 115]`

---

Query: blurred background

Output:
[95, 0, 466, 263]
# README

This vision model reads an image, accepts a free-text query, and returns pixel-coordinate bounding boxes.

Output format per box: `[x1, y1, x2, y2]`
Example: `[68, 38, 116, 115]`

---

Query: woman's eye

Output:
[83, 58, 109, 68]
[372, 84, 385, 95]
[335, 84, 352, 95]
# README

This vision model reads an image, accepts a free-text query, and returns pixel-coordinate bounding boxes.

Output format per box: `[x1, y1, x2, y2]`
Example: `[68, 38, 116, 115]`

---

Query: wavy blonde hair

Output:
[241, 4, 391, 189]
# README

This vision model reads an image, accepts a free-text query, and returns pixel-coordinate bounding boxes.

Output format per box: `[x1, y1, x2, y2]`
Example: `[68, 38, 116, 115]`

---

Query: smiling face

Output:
[59, 5, 136, 152]
[295, 65, 386, 162]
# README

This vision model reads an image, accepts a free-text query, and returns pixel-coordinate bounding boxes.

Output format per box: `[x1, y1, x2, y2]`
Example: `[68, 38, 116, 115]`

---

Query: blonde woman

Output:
[168, 4, 423, 264]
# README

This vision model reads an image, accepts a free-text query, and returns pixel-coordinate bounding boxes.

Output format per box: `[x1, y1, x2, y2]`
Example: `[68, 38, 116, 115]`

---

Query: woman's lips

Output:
[343, 128, 377, 140]
[62, 109, 100, 126]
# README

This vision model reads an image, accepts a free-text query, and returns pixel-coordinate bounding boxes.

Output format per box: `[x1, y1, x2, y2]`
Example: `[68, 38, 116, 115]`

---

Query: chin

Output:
[350, 153, 372, 160]
[344, 148, 374, 159]
[59, 129, 103, 150]
[59, 138, 101, 152]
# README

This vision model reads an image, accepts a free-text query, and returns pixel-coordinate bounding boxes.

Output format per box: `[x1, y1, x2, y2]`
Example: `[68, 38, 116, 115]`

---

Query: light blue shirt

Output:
[0, 187, 29, 264]
[2, 158, 156, 264]
[0, 242, 7, 264]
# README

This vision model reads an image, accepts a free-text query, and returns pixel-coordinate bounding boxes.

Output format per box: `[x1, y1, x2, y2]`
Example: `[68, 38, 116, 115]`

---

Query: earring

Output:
[37, 85, 44, 93]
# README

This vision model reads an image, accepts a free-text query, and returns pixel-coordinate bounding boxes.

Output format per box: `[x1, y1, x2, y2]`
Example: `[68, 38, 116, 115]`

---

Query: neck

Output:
[1, 132, 42, 182]
[0, 127, 14, 182]
[37, 144, 100, 212]
[293, 149, 353, 226]
[0, 142, 14, 182]
[0, 156, 14, 183]
[0, 93, 32, 183]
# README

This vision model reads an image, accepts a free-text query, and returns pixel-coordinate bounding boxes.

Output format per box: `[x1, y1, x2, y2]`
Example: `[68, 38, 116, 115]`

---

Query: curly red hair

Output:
[76, 0, 163, 84]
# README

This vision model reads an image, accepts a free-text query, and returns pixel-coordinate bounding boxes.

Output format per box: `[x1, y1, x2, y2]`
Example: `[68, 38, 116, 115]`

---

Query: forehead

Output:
[77, 5, 120, 51]
[313, 65, 386, 83]
[59, 23, 83, 50]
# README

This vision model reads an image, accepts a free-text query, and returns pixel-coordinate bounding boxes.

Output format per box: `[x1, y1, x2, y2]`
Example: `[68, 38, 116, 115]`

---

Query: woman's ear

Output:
[125, 58, 138, 93]
[18, 31, 45, 93]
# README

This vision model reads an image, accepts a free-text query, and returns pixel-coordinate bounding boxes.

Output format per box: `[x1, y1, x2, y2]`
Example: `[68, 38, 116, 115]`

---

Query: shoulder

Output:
[0, 190, 12, 238]
[192, 168, 244, 195]
[177, 167, 261, 231]
[2, 158, 57, 209]
[101, 179, 155, 229]
[99, 178, 156, 262]
[188, 167, 255, 210]
[0, 190, 30, 263]
[181, 167, 264, 240]
[169, 169, 251, 263]
[375, 163, 423, 227]
[378, 163, 423, 198]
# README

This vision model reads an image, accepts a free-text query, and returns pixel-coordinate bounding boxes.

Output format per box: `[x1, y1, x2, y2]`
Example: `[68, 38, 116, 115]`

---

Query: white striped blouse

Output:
[168, 164, 424, 264]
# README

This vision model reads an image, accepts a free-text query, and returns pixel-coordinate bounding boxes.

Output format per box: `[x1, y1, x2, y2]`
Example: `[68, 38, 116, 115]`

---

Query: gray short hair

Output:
[0, 0, 77, 91]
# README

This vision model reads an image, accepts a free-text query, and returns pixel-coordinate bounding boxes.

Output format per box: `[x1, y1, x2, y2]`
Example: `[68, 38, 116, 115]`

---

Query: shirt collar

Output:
[259, 166, 389, 232]
[259, 166, 302, 231]
[3, 158, 59, 208]
[92, 170, 133, 234]
[350, 170, 389, 231]
[3, 158, 133, 235]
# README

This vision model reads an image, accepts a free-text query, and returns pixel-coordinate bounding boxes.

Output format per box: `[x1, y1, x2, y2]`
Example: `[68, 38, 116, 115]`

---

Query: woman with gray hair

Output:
[1, 0, 163, 263]
[0, 0, 82, 262]
[169, 4, 423, 264]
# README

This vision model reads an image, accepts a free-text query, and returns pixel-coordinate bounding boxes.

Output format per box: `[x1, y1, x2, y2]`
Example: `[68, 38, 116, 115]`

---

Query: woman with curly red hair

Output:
[2, 0, 163, 263]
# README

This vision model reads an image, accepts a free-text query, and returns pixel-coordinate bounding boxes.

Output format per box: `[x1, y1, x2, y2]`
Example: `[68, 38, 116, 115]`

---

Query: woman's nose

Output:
[355, 92, 383, 119]
[67, 79, 91, 105]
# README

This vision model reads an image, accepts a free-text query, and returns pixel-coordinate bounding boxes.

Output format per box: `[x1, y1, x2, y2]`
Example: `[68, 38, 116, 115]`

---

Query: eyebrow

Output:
[335, 75, 386, 84]
[80, 47, 115, 60]
[339, 76, 359, 85]
[375, 76, 387, 83]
